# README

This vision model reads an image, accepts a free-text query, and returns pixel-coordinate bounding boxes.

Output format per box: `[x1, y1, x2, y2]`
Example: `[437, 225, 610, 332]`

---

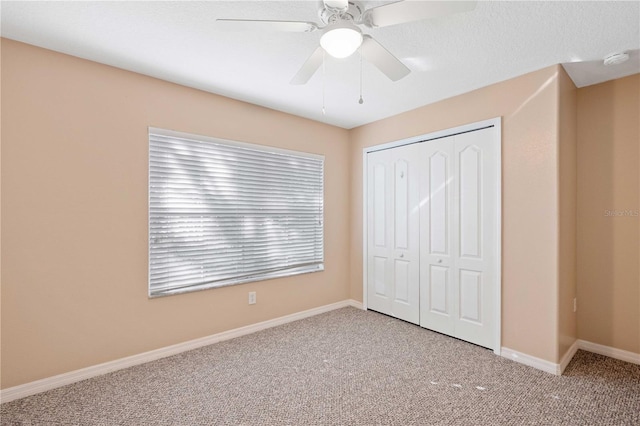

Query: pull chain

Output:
[322, 50, 326, 115]
[358, 46, 364, 105]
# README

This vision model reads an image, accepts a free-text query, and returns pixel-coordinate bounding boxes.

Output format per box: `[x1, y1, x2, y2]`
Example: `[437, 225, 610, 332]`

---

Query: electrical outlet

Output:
[573, 298, 577, 313]
[248, 291, 256, 305]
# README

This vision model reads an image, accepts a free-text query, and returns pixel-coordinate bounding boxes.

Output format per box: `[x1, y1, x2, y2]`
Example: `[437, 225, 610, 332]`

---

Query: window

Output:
[149, 128, 324, 297]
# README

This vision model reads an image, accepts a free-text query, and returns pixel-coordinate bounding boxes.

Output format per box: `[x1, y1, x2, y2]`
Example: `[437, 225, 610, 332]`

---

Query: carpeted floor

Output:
[1, 307, 639, 425]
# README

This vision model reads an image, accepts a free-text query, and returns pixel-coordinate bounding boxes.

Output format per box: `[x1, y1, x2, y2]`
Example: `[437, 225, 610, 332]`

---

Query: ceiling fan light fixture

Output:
[320, 22, 363, 59]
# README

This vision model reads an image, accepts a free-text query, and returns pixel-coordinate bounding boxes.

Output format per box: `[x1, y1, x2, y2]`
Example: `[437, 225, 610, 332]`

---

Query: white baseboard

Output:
[348, 299, 364, 310]
[578, 340, 640, 365]
[500, 347, 561, 375]
[559, 340, 579, 374]
[502, 338, 640, 376]
[0, 299, 360, 404]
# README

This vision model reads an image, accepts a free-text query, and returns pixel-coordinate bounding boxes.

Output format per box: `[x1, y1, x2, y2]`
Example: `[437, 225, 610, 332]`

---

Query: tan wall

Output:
[557, 67, 578, 360]
[7, 33, 636, 389]
[350, 66, 562, 362]
[576, 74, 640, 354]
[0, 39, 351, 389]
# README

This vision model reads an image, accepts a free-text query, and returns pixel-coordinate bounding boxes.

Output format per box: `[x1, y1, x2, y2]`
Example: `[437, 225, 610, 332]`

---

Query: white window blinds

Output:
[149, 128, 324, 297]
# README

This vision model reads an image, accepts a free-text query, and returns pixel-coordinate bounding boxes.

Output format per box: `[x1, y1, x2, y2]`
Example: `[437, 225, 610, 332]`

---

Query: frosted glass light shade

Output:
[320, 24, 363, 59]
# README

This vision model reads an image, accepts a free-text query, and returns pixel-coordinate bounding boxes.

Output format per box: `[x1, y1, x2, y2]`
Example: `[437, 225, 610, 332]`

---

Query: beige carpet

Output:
[2, 307, 639, 425]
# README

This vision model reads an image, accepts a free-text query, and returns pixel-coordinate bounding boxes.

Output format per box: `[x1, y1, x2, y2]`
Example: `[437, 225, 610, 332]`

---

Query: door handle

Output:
[399, 253, 404, 258]
[437, 259, 442, 263]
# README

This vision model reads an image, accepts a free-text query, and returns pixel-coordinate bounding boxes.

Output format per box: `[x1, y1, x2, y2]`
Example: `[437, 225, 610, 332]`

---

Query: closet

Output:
[365, 121, 500, 350]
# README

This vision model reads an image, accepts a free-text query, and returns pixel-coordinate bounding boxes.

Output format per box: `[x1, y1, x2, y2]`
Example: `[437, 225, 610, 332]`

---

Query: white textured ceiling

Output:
[2, 1, 639, 129]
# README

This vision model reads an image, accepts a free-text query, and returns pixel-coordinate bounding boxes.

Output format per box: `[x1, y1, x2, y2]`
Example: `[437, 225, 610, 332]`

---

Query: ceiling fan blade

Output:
[290, 46, 325, 85]
[360, 36, 410, 81]
[363, 1, 476, 28]
[216, 19, 318, 33]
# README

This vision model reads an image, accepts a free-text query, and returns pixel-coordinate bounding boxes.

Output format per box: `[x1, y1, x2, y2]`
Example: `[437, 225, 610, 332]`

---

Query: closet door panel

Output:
[459, 269, 482, 323]
[459, 146, 482, 259]
[429, 152, 449, 255]
[452, 128, 498, 349]
[395, 160, 409, 250]
[373, 164, 387, 248]
[389, 145, 420, 324]
[428, 265, 450, 315]
[367, 145, 420, 324]
[367, 152, 393, 315]
[394, 259, 410, 303]
[373, 256, 387, 296]
[419, 139, 455, 335]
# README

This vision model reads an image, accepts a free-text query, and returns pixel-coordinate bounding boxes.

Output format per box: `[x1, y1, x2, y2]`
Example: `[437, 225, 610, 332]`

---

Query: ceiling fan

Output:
[217, 0, 476, 85]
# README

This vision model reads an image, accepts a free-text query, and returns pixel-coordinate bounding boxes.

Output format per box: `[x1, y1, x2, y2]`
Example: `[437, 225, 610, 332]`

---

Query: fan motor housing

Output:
[318, 1, 364, 24]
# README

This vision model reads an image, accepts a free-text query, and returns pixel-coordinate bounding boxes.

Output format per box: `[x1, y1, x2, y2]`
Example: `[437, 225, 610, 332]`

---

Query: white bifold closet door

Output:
[366, 126, 499, 350]
[366, 143, 420, 324]
[419, 128, 498, 349]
